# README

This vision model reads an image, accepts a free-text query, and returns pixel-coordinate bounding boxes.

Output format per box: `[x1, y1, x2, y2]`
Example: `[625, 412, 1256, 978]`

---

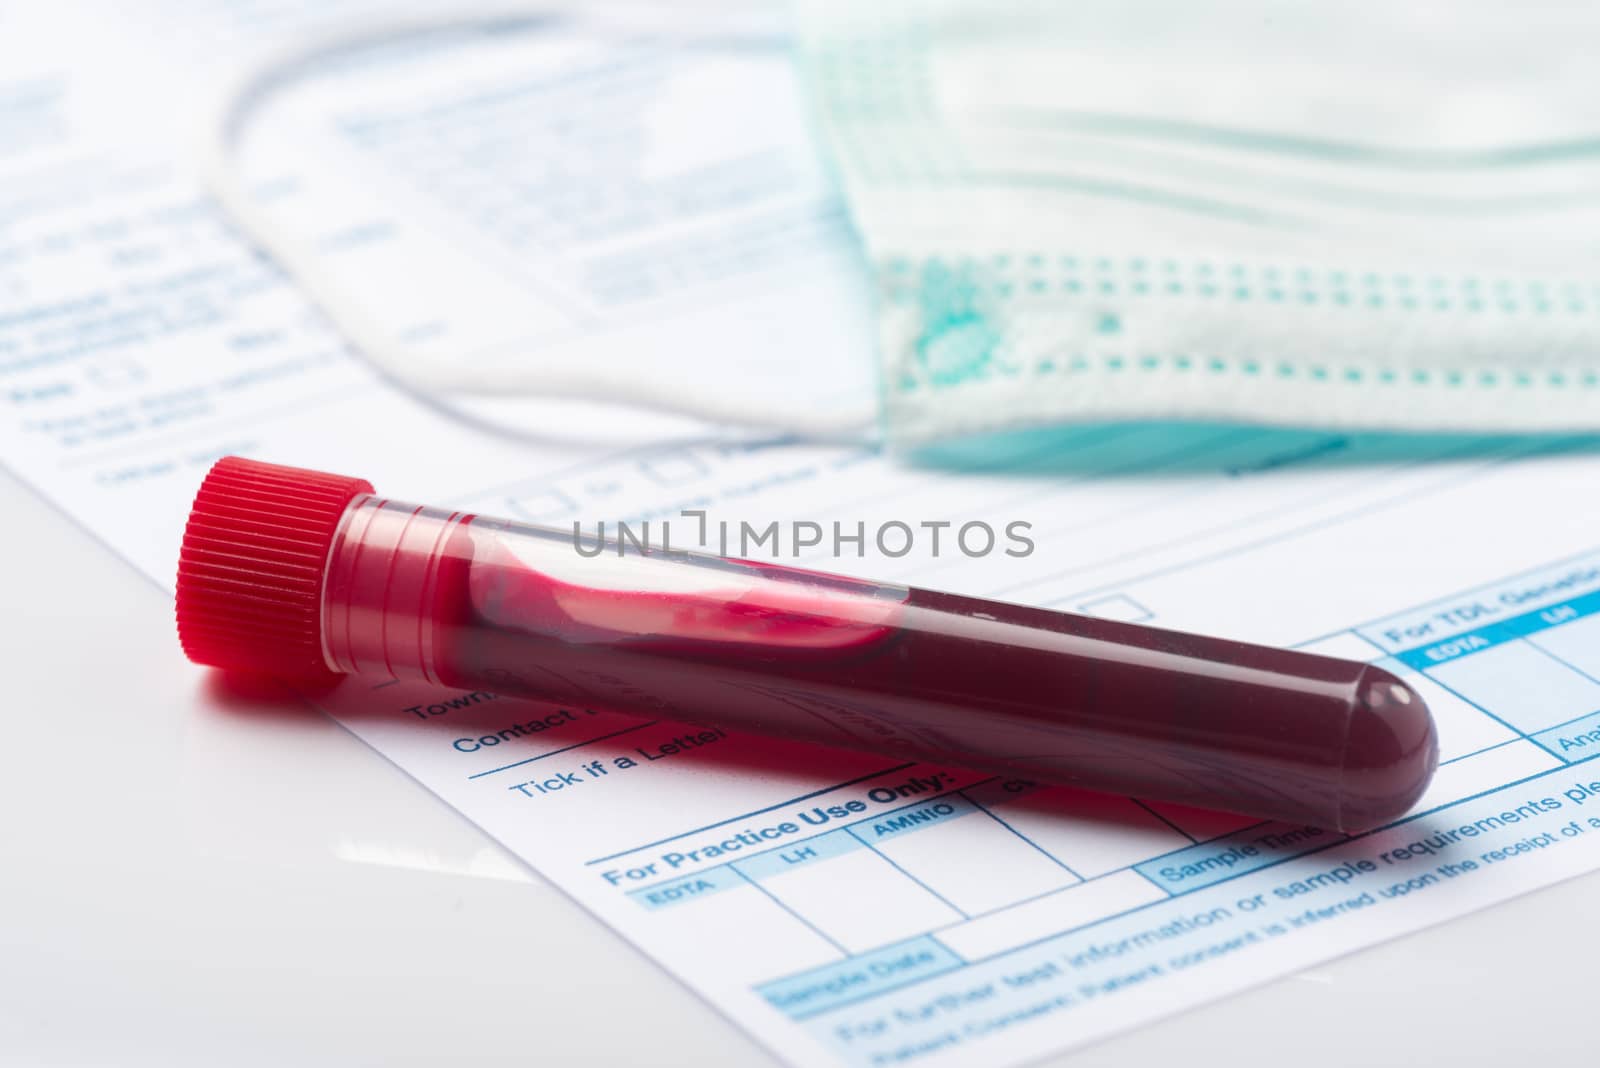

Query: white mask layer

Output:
[796, 0, 1600, 444]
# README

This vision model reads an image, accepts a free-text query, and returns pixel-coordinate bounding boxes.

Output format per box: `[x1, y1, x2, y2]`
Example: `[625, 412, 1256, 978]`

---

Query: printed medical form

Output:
[6, 5, 1600, 1067]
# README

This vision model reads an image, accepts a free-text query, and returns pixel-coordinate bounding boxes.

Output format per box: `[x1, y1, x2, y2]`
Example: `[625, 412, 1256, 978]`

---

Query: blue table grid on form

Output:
[571, 549, 1600, 1032]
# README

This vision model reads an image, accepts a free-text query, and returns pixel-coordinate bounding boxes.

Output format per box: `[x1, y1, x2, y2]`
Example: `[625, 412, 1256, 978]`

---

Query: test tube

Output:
[176, 457, 1438, 833]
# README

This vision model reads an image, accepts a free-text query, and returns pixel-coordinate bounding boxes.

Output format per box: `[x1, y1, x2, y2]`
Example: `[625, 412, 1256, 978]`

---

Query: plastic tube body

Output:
[320, 496, 1437, 833]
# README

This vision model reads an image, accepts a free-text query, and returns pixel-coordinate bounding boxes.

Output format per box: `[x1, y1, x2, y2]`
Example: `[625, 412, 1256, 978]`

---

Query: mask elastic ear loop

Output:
[198, 4, 878, 442]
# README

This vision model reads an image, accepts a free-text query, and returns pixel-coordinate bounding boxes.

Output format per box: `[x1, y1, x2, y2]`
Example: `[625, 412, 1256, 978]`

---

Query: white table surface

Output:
[1, 464, 1592, 1067]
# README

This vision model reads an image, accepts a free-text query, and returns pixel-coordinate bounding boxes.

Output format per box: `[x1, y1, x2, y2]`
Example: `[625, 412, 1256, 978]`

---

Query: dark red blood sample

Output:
[426, 519, 1436, 833]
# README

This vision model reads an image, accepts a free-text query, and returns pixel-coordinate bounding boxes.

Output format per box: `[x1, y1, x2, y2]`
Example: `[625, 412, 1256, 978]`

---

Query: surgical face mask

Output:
[794, 0, 1600, 445]
[207, 3, 1600, 449]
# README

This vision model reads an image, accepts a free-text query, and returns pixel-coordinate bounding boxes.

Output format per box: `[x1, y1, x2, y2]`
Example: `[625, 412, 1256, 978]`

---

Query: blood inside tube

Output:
[468, 533, 906, 653]
[426, 519, 1436, 833]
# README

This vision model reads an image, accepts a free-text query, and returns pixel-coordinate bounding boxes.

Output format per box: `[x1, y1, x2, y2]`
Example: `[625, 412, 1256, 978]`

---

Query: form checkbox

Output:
[1076, 593, 1153, 623]
[639, 453, 708, 487]
[505, 488, 576, 521]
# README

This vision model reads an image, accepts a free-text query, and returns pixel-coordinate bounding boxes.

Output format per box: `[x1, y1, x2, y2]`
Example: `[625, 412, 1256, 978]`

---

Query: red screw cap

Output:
[176, 456, 372, 680]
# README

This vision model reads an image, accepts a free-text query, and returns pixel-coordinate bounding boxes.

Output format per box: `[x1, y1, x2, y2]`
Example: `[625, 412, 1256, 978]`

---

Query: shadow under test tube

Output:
[177, 458, 1439, 833]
